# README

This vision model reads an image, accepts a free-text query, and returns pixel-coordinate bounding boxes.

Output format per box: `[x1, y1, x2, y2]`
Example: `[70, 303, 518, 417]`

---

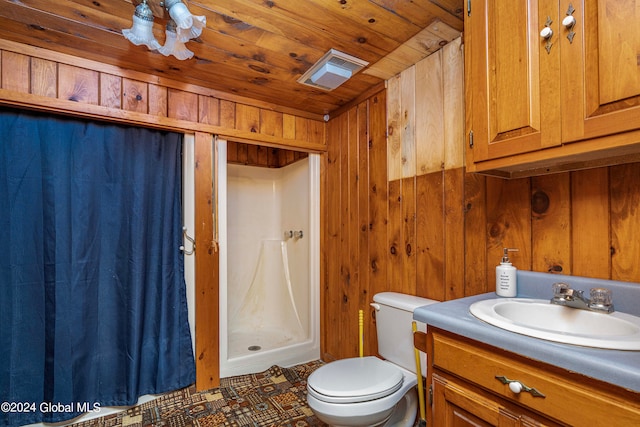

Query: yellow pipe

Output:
[412, 321, 426, 423]
[359, 310, 364, 357]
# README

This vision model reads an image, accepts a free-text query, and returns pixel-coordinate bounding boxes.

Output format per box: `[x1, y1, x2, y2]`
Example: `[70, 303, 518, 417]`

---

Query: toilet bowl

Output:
[306, 356, 418, 427]
[306, 292, 438, 427]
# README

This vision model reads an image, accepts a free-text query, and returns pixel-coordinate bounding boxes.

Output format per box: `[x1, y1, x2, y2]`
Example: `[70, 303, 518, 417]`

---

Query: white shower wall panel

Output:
[227, 160, 310, 341]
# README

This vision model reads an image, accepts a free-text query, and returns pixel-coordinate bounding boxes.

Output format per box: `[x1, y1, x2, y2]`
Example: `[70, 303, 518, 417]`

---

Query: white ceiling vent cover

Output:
[298, 49, 369, 91]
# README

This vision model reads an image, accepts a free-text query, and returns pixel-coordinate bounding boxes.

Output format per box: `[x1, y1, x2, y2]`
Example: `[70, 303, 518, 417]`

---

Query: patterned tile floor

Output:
[68, 361, 327, 427]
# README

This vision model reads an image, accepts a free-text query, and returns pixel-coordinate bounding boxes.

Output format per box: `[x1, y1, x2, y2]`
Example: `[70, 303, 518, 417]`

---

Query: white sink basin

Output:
[469, 298, 640, 350]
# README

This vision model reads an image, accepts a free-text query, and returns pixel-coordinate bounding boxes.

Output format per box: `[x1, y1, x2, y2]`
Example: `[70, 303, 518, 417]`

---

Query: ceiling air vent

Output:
[298, 49, 369, 91]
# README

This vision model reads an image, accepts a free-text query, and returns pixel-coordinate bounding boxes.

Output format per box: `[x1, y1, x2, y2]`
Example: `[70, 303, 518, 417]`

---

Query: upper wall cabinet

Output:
[465, 0, 640, 177]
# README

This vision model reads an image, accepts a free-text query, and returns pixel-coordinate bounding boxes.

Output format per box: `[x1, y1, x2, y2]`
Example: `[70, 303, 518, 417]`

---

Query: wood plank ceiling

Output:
[0, 0, 463, 116]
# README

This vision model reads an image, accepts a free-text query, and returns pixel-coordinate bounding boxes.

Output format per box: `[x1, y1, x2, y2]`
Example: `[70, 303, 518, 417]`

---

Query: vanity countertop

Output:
[413, 271, 640, 393]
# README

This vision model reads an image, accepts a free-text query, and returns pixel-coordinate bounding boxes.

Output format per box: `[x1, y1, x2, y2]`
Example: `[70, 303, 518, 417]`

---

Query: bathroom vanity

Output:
[413, 272, 640, 426]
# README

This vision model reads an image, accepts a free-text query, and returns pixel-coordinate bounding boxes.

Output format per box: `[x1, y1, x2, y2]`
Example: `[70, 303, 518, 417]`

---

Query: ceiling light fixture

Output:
[123, 0, 205, 60]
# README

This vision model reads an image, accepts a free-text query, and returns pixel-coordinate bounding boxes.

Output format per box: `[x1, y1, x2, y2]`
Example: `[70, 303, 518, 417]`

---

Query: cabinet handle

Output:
[495, 375, 546, 398]
[540, 16, 554, 54]
[539, 26, 553, 39]
[564, 3, 577, 43]
[562, 15, 576, 28]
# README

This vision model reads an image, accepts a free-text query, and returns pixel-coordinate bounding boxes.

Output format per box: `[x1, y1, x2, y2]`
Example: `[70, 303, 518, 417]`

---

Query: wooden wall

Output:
[0, 39, 326, 151]
[323, 38, 465, 360]
[323, 37, 640, 361]
[227, 141, 308, 168]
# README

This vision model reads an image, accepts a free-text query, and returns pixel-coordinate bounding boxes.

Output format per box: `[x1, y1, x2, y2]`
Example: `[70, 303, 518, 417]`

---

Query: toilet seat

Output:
[307, 356, 404, 404]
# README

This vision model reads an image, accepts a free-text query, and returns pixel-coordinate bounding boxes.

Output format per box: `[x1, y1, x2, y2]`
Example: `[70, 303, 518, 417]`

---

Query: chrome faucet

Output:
[550, 282, 614, 313]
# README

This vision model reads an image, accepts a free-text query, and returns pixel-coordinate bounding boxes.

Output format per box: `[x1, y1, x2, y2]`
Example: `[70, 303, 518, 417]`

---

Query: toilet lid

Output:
[307, 356, 404, 403]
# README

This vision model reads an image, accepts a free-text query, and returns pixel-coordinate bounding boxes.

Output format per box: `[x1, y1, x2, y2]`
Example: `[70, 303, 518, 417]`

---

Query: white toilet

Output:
[307, 292, 438, 427]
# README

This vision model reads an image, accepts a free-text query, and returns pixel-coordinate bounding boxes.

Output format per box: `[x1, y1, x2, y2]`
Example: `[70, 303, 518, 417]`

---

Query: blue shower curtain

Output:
[0, 109, 195, 426]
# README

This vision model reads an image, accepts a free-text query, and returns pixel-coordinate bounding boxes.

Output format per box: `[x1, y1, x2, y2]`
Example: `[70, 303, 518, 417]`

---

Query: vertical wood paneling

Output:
[367, 92, 388, 355]
[31, 58, 57, 98]
[531, 174, 571, 274]
[444, 167, 465, 300]
[571, 168, 610, 278]
[356, 101, 370, 314]
[246, 144, 258, 164]
[236, 104, 260, 133]
[58, 64, 99, 104]
[400, 65, 416, 178]
[387, 179, 403, 295]
[122, 78, 147, 113]
[443, 37, 465, 170]
[464, 173, 488, 295]
[148, 84, 168, 117]
[194, 131, 219, 391]
[295, 116, 309, 142]
[387, 74, 402, 181]
[199, 96, 220, 125]
[1, 51, 29, 92]
[260, 109, 283, 137]
[338, 109, 354, 359]
[416, 172, 445, 301]
[168, 88, 198, 121]
[344, 106, 360, 357]
[219, 100, 236, 128]
[283, 114, 296, 140]
[99, 73, 122, 109]
[610, 164, 640, 282]
[323, 110, 342, 360]
[309, 119, 325, 144]
[402, 176, 417, 294]
[485, 177, 531, 290]
[416, 51, 444, 175]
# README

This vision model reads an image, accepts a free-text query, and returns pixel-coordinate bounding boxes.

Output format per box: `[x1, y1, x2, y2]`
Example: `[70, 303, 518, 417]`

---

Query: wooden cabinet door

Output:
[562, 0, 640, 142]
[432, 373, 559, 427]
[467, 0, 561, 163]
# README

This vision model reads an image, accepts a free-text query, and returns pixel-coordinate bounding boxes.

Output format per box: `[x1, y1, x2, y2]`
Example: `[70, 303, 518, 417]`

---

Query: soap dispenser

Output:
[496, 248, 518, 297]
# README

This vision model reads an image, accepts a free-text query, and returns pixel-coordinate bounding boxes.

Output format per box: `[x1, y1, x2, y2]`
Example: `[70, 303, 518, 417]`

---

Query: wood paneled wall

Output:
[323, 38, 466, 360]
[227, 141, 308, 168]
[0, 39, 326, 151]
[477, 167, 640, 284]
[323, 37, 640, 361]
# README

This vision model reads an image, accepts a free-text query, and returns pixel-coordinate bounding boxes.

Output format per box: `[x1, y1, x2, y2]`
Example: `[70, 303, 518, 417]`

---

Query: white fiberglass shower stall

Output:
[217, 140, 320, 377]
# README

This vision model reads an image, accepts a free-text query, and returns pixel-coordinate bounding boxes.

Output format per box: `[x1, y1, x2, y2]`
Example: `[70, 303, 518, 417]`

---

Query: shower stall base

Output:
[228, 326, 308, 357]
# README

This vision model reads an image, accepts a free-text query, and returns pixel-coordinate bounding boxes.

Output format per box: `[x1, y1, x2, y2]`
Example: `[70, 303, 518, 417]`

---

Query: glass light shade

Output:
[122, 1, 161, 51]
[176, 14, 206, 42]
[165, 0, 206, 41]
[166, 0, 192, 29]
[159, 20, 194, 60]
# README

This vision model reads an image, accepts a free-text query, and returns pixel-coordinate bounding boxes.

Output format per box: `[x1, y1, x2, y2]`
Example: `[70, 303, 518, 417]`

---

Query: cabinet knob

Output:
[540, 27, 553, 39]
[508, 381, 523, 394]
[495, 375, 546, 398]
[562, 15, 576, 28]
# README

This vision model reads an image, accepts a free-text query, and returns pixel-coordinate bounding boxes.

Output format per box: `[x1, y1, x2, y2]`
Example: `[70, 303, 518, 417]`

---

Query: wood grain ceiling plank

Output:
[300, 0, 424, 44]
[16, 0, 134, 31]
[369, 0, 463, 30]
[192, 0, 396, 61]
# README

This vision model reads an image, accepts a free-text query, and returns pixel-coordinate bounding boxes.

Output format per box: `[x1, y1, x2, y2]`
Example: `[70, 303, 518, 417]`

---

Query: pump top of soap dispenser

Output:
[501, 248, 519, 263]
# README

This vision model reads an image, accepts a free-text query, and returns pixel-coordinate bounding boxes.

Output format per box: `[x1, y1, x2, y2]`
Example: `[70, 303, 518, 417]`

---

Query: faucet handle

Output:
[590, 287, 613, 306]
[552, 282, 570, 297]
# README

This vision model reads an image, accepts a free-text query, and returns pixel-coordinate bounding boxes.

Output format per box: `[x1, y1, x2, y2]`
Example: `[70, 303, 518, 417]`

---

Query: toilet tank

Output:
[372, 292, 439, 373]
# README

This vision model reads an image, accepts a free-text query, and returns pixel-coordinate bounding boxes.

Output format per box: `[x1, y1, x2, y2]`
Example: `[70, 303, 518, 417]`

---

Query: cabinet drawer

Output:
[431, 331, 640, 426]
